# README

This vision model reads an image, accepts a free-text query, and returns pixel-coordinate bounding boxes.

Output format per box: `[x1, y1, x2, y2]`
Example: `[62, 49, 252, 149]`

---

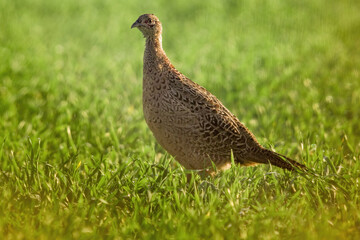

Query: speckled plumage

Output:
[131, 14, 307, 172]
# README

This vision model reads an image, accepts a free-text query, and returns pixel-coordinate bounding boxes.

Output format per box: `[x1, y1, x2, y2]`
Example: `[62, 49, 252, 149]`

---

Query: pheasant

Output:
[131, 14, 307, 174]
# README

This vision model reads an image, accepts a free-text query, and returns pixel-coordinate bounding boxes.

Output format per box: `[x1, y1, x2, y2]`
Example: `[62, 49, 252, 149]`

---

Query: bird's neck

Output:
[144, 35, 171, 71]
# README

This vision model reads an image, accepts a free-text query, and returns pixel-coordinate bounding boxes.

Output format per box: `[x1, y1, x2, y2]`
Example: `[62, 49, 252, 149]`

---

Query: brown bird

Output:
[131, 14, 307, 174]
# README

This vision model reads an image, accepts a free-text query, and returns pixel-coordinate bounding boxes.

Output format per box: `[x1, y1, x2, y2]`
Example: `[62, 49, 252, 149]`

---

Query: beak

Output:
[131, 21, 140, 29]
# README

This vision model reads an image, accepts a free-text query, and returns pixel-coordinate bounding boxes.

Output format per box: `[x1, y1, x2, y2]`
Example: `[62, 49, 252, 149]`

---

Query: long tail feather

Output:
[247, 149, 308, 171]
[265, 150, 307, 171]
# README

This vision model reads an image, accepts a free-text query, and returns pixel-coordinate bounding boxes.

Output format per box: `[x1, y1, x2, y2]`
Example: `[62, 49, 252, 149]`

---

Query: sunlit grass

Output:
[1, 0, 360, 239]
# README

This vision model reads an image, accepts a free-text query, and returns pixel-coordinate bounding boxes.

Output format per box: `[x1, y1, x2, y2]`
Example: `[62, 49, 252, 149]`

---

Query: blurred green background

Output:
[1, 0, 359, 239]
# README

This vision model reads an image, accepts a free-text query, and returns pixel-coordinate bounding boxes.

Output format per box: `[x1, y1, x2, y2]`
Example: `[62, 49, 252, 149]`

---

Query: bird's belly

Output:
[143, 104, 194, 148]
[143, 101, 204, 168]
[143, 102, 233, 170]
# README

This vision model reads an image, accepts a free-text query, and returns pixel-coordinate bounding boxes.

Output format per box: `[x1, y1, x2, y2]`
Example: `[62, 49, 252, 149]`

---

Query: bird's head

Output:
[131, 14, 162, 38]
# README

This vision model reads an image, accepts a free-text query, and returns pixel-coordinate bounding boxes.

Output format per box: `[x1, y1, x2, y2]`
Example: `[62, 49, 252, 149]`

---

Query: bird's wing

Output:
[166, 71, 260, 151]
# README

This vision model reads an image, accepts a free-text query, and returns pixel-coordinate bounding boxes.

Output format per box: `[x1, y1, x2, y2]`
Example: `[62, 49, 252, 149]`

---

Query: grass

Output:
[1, 0, 360, 239]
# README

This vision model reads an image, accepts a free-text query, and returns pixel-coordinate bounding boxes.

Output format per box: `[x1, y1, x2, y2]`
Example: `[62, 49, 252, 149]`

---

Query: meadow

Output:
[1, 0, 360, 239]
